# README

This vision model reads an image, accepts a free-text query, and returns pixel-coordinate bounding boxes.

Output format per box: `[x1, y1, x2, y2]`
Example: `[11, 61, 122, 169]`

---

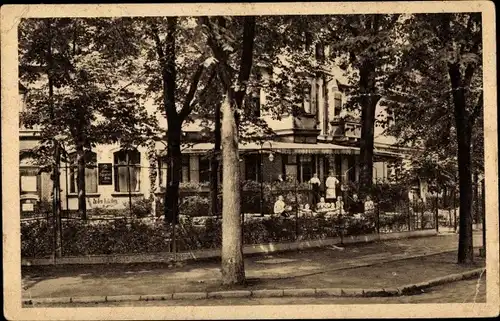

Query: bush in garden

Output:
[130, 197, 153, 218]
[343, 181, 409, 213]
[21, 219, 53, 258]
[260, 216, 297, 243]
[379, 212, 409, 232]
[297, 214, 338, 240]
[241, 180, 312, 214]
[198, 217, 222, 248]
[35, 200, 53, 217]
[243, 219, 270, 244]
[22, 209, 419, 258]
[179, 195, 210, 217]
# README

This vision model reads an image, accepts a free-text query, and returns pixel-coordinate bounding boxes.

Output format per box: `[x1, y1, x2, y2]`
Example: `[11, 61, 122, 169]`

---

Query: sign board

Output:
[98, 163, 113, 185]
[22, 203, 34, 212]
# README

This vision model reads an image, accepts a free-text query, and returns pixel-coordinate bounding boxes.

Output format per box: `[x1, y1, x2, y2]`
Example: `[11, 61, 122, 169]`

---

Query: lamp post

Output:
[259, 141, 274, 217]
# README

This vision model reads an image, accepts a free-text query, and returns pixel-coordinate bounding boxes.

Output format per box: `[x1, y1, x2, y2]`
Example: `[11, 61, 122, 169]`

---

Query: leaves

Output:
[20, 18, 158, 162]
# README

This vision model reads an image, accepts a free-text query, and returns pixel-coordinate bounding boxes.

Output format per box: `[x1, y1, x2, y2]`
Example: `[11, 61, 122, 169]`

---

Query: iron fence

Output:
[22, 164, 485, 259]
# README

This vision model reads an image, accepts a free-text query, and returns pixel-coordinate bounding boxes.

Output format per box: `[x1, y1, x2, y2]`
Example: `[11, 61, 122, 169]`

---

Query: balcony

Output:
[329, 117, 361, 144]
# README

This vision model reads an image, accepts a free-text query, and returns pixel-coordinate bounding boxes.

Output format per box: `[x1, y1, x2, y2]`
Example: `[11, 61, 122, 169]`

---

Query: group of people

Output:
[272, 170, 376, 218]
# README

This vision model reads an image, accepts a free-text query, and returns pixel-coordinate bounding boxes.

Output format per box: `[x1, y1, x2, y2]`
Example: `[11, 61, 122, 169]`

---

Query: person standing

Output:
[309, 173, 321, 210]
[325, 170, 339, 203]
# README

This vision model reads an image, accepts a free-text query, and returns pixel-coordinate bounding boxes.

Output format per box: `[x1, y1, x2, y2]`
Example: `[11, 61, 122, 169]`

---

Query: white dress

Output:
[325, 176, 339, 199]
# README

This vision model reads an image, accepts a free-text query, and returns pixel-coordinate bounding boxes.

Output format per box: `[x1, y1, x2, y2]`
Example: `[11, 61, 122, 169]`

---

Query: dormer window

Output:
[302, 81, 311, 113]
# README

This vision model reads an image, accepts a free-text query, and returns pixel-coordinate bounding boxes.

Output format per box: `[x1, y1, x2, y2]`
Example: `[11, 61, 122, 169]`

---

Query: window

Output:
[315, 42, 324, 62]
[199, 156, 211, 183]
[387, 110, 395, 127]
[335, 154, 342, 184]
[20, 167, 39, 194]
[299, 155, 313, 183]
[334, 93, 342, 117]
[114, 149, 141, 192]
[181, 155, 190, 183]
[284, 155, 298, 181]
[245, 154, 261, 182]
[310, 80, 317, 115]
[251, 95, 261, 118]
[69, 151, 98, 194]
[159, 155, 190, 186]
[302, 79, 311, 113]
[348, 155, 356, 182]
[158, 157, 168, 188]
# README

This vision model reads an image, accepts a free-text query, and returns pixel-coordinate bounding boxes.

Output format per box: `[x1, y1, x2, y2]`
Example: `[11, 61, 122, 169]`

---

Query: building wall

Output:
[60, 143, 152, 211]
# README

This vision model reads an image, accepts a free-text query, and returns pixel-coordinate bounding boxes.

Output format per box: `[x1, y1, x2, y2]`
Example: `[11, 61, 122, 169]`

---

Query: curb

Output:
[22, 268, 485, 306]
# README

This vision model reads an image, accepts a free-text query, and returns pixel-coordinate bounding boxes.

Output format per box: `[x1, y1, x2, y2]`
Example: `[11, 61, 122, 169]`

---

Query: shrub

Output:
[130, 197, 153, 218]
[21, 219, 53, 258]
[179, 195, 210, 217]
[22, 210, 414, 259]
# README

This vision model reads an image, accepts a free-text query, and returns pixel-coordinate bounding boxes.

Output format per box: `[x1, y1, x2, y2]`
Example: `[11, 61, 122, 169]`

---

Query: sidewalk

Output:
[22, 233, 484, 301]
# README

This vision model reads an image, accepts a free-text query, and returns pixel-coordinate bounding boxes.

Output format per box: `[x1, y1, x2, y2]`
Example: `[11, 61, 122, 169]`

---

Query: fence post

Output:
[435, 190, 439, 232]
[127, 157, 132, 216]
[480, 178, 486, 257]
[295, 178, 299, 241]
[453, 191, 457, 232]
[376, 204, 380, 234]
[241, 180, 245, 246]
[260, 150, 264, 217]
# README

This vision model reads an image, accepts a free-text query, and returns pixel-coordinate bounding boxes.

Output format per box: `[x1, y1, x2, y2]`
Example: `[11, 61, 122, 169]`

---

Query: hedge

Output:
[22, 212, 410, 258]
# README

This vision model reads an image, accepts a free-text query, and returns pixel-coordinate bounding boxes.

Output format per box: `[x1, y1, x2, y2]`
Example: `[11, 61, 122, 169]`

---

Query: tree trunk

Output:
[164, 124, 182, 224]
[473, 171, 479, 224]
[449, 63, 474, 264]
[75, 142, 87, 220]
[210, 101, 222, 217]
[358, 61, 379, 198]
[46, 18, 62, 258]
[221, 93, 245, 285]
[52, 141, 62, 258]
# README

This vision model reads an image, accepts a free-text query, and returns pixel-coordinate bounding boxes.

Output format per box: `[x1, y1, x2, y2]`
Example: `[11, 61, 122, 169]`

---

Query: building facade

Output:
[19, 64, 412, 213]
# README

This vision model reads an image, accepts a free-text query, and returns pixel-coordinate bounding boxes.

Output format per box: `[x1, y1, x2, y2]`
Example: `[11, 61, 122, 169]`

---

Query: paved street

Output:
[22, 233, 484, 301]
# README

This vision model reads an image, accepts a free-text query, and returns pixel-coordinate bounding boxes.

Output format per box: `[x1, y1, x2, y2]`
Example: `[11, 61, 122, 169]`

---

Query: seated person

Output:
[347, 194, 364, 214]
[364, 196, 375, 214]
[273, 195, 291, 218]
[317, 197, 327, 211]
[300, 203, 313, 216]
[336, 196, 345, 212]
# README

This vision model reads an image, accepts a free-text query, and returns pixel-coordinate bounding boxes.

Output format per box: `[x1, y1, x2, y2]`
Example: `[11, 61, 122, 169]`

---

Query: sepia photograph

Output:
[1, 2, 498, 320]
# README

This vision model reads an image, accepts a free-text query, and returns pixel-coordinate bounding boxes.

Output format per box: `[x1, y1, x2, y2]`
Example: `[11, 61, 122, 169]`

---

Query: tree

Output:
[199, 15, 257, 285]
[387, 13, 483, 263]
[19, 18, 157, 220]
[322, 14, 402, 196]
[251, 15, 403, 197]
[140, 17, 216, 225]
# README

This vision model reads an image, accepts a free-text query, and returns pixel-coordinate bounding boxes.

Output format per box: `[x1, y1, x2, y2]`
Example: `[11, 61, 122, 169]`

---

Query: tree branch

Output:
[164, 17, 177, 118]
[199, 16, 232, 90]
[179, 63, 208, 121]
[234, 16, 256, 110]
[150, 24, 164, 68]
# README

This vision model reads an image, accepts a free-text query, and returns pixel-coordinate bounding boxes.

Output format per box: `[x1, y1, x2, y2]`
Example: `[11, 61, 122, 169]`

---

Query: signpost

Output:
[98, 163, 113, 185]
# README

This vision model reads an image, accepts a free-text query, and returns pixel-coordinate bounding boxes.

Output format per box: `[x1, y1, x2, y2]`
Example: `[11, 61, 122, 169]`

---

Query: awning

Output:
[373, 149, 403, 158]
[157, 141, 403, 158]
[177, 142, 358, 155]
